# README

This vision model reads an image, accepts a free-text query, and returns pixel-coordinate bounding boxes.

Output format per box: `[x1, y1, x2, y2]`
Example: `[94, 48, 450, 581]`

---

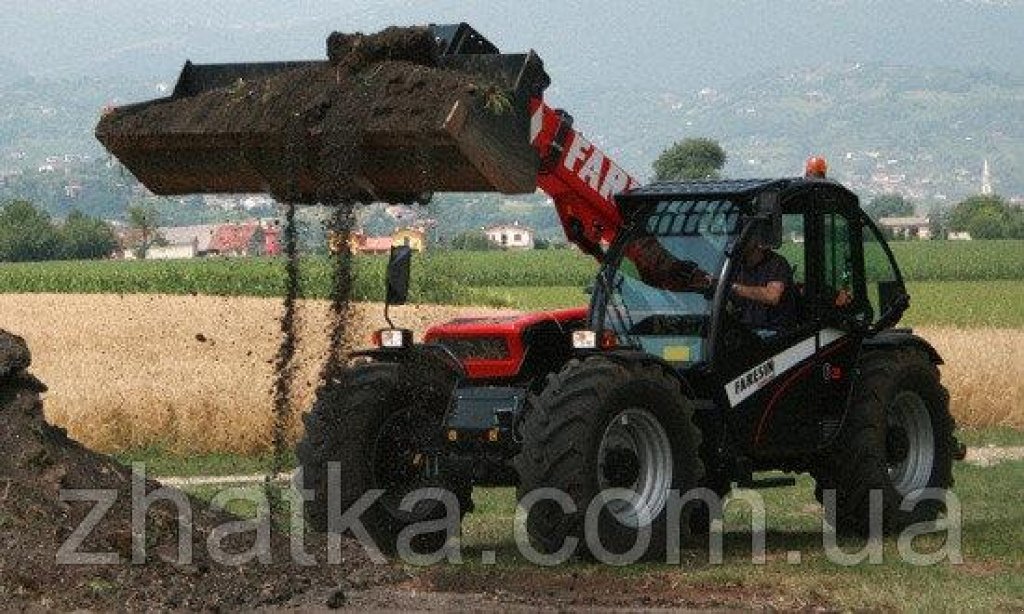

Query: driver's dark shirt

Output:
[736, 251, 796, 329]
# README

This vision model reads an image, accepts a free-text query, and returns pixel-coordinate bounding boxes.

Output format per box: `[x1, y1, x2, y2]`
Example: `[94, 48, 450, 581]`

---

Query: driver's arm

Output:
[626, 237, 707, 292]
[731, 281, 785, 306]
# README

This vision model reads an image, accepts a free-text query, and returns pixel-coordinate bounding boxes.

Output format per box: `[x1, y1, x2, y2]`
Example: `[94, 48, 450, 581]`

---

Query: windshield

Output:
[597, 198, 741, 364]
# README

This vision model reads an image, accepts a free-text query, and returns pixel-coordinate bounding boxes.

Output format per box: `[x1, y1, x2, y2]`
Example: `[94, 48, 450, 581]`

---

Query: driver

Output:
[729, 236, 796, 331]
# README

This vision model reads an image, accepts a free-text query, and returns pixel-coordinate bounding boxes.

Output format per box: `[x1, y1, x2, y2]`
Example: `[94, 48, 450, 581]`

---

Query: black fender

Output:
[578, 349, 698, 400]
[863, 328, 943, 365]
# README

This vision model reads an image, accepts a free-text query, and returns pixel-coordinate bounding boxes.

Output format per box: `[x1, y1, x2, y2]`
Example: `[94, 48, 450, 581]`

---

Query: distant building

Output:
[210, 222, 276, 257]
[981, 159, 993, 196]
[64, 183, 83, 199]
[145, 243, 198, 260]
[485, 222, 534, 250]
[347, 232, 393, 255]
[878, 216, 932, 240]
[948, 231, 972, 241]
[392, 227, 426, 252]
[346, 226, 427, 255]
[159, 224, 219, 256]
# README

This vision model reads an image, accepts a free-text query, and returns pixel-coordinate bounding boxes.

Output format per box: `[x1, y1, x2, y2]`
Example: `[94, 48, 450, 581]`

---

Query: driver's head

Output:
[741, 238, 769, 266]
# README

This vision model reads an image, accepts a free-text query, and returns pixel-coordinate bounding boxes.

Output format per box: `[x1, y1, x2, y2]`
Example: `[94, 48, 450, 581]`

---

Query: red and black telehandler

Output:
[97, 23, 962, 561]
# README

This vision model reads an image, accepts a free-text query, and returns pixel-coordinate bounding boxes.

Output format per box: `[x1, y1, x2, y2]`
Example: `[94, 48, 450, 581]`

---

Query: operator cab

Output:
[590, 177, 910, 454]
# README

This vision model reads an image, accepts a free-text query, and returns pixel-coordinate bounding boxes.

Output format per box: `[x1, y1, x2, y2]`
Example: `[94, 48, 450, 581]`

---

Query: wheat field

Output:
[1, 293, 1020, 455]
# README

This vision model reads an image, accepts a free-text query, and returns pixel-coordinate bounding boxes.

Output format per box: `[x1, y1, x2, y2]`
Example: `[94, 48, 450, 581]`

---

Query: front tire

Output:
[515, 357, 703, 562]
[296, 359, 471, 554]
[815, 347, 954, 535]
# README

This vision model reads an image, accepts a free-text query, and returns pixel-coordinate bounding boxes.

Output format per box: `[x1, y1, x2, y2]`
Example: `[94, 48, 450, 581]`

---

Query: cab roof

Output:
[618, 177, 860, 215]
[623, 177, 857, 199]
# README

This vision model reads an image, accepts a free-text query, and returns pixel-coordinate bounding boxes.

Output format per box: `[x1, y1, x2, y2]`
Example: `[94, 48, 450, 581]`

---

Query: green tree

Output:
[948, 194, 1023, 239]
[58, 210, 118, 260]
[0, 200, 59, 262]
[126, 204, 160, 258]
[450, 230, 496, 251]
[652, 138, 727, 181]
[864, 194, 914, 221]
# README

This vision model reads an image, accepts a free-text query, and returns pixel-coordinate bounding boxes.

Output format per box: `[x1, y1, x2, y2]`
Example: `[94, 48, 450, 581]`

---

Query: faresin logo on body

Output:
[734, 359, 776, 397]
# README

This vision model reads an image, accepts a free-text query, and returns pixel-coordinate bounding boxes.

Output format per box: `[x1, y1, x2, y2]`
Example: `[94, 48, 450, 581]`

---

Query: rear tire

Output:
[814, 347, 954, 535]
[296, 360, 471, 554]
[515, 356, 703, 562]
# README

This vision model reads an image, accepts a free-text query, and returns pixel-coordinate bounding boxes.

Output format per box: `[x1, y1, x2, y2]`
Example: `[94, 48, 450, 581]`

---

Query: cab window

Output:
[863, 221, 906, 327]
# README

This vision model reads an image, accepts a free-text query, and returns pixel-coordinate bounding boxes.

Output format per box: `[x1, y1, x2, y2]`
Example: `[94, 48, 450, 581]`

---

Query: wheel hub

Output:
[601, 446, 641, 488]
[886, 390, 936, 496]
[887, 425, 910, 464]
[596, 407, 674, 528]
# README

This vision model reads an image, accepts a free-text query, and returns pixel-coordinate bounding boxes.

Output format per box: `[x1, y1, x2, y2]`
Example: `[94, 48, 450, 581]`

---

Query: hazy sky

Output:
[3, 0, 1023, 95]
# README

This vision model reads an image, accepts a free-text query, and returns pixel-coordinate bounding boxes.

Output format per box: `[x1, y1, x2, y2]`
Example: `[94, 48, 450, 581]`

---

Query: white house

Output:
[146, 243, 198, 260]
[485, 222, 535, 250]
[878, 216, 932, 240]
[159, 225, 219, 254]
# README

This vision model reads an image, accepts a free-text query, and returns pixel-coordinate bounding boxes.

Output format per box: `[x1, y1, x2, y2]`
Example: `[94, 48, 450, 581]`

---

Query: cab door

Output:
[716, 204, 823, 454]
[807, 193, 870, 446]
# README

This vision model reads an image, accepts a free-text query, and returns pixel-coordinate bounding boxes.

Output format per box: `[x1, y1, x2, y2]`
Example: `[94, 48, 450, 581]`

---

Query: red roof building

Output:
[263, 224, 281, 256]
[210, 223, 267, 257]
[347, 232, 393, 255]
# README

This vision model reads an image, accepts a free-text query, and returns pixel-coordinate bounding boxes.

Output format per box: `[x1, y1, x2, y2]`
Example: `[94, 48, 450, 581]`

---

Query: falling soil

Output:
[0, 330, 402, 610]
[318, 204, 356, 386]
[267, 200, 302, 508]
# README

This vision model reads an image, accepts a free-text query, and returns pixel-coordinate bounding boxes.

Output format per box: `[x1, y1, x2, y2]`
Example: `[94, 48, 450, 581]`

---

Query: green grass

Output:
[175, 458, 1024, 611]
[0, 240, 1021, 300]
[456, 281, 1024, 328]
[448, 462, 1024, 611]
[957, 426, 1024, 447]
[130, 426, 1022, 480]
[887, 239, 1024, 281]
[902, 281, 1024, 328]
[0, 250, 597, 303]
[113, 446, 295, 477]
[2, 242, 1022, 326]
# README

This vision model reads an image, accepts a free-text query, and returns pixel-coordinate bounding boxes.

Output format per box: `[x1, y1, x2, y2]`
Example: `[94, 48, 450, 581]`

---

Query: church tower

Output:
[981, 159, 993, 196]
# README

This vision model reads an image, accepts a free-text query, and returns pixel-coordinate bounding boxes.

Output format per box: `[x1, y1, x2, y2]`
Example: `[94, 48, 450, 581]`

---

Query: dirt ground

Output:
[0, 329, 403, 610]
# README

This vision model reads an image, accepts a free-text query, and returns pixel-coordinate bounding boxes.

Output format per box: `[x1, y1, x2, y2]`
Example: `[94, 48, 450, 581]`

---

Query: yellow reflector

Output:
[663, 345, 691, 362]
[447, 430, 458, 442]
[487, 428, 500, 442]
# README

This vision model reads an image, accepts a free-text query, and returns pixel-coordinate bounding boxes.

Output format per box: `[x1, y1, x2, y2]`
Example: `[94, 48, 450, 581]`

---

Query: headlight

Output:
[374, 328, 412, 349]
[572, 330, 598, 349]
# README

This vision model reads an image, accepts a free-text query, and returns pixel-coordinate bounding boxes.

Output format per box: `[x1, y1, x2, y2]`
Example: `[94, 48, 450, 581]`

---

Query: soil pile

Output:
[0, 329, 399, 610]
[95, 26, 515, 202]
[326, 26, 439, 69]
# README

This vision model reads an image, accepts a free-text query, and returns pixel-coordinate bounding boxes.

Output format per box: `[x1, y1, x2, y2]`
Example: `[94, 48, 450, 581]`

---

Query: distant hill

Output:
[2, 1, 1023, 228]
[586, 64, 1024, 198]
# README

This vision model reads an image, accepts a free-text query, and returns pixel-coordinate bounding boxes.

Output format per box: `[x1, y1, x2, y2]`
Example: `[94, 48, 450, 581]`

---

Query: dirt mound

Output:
[0, 329, 399, 610]
[327, 26, 439, 70]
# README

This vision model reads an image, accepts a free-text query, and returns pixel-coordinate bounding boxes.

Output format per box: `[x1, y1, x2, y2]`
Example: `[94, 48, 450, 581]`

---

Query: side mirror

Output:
[385, 245, 412, 306]
[756, 191, 783, 249]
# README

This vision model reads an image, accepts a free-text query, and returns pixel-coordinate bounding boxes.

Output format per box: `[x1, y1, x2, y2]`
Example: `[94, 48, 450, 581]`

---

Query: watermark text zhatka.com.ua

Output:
[57, 462, 962, 567]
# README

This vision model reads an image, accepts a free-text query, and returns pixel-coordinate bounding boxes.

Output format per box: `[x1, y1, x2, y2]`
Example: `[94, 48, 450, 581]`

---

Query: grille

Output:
[435, 336, 510, 360]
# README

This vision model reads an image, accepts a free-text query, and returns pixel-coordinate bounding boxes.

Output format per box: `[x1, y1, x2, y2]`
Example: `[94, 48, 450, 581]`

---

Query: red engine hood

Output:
[424, 307, 588, 380]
